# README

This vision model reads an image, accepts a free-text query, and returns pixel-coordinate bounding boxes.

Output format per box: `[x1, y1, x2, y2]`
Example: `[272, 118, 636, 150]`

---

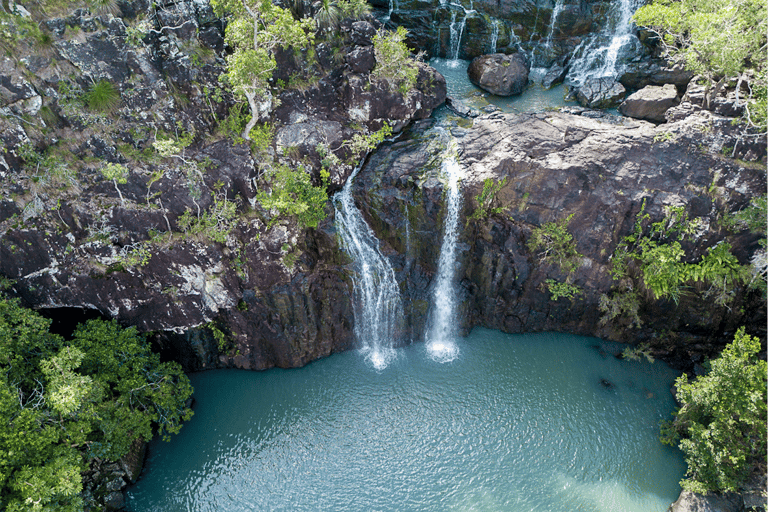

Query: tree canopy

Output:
[661, 327, 767, 494]
[633, 0, 767, 128]
[0, 297, 193, 511]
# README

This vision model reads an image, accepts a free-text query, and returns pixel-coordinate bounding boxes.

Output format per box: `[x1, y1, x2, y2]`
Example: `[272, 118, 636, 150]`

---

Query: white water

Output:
[425, 142, 464, 364]
[447, 7, 474, 64]
[566, 0, 643, 85]
[489, 18, 500, 53]
[334, 164, 403, 370]
[544, 0, 564, 48]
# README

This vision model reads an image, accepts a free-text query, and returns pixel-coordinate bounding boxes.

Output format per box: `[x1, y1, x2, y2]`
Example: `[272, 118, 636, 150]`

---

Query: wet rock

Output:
[619, 84, 680, 123]
[541, 64, 567, 89]
[576, 78, 626, 109]
[446, 97, 481, 118]
[467, 53, 529, 96]
[103, 491, 125, 511]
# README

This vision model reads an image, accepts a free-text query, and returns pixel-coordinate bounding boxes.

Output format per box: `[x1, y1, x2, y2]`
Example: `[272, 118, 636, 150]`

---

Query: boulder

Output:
[668, 490, 743, 512]
[446, 96, 481, 118]
[467, 53, 529, 96]
[541, 64, 567, 89]
[346, 46, 375, 74]
[619, 83, 680, 123]
[576, 78, 626, 109]
[619, 59, 694, 94]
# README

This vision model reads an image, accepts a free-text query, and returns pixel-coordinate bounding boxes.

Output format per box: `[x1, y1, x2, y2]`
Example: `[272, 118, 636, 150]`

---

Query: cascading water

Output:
[489, 18, 499, 53]
[447, 7, 474, 65]
[544, 0, 564, 49]
[425, 137, 464, 364]
[334, 164, 403, 370]
[565, 0, 644, 85]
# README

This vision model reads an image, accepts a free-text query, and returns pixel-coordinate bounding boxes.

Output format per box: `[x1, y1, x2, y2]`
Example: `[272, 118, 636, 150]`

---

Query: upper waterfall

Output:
[566, 0, 644, 84]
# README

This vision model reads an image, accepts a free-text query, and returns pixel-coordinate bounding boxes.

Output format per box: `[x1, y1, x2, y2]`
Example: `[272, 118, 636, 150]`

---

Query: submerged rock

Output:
[467, 53, 529, 96]
[619, 83, 680, 123]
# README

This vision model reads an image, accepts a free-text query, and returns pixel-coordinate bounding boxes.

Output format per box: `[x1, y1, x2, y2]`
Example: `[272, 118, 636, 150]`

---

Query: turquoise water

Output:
[430, 58, 577, 114]
[126, 329, 685, 511]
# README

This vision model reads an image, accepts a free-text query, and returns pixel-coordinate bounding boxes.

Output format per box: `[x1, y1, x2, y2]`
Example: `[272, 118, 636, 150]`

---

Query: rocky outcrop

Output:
[467, 53, 529, 96]
[0, 0, 445, 373]
[576, 78, 626, 108]
[619, 83, 680, 123]
[350, 110, 765, 369]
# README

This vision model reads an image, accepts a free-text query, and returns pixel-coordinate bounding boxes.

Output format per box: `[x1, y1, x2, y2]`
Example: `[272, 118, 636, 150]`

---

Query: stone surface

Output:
[576, 78, 626, 109]
[467, 53, 529, 96]
[619, 83, 680, 123]
[668, 491, 743, 512]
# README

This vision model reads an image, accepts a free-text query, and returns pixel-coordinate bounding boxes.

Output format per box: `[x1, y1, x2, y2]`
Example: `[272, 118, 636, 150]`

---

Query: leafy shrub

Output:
[544, 278, 582, 301]
[257, 165, 329, 229]
[372, 26, 421, 95]
[467, 177, 507, 225]
[527, 213, 583, 273]
[661, 327, 767, 493]
[83, 80, 121, 112]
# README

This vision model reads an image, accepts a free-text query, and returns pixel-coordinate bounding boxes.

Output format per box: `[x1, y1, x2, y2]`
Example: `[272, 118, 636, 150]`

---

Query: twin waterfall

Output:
[424, 153, 463, 363]
[334, 164, 403, 370]
[334, 137, 464, 369]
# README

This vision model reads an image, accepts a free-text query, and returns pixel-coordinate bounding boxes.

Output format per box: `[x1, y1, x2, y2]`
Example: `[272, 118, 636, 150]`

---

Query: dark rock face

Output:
[0, 0, 445, 374]
[349, 111, 765, 369]
[619, 83, 680, 123]
[668, 490, 744, 512]
[467, 53, 529, 96]
[576, 78, 626, 108]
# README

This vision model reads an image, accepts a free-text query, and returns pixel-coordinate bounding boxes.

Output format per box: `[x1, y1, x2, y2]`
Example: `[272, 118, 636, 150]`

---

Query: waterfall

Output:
[447, 7, 474, 64]
[334, 163, 403, 370]
[544, 0, 564, 49]
[565, 0, 643, 85]
[489, 18, 499, 54]
[425, 142, 464, 364]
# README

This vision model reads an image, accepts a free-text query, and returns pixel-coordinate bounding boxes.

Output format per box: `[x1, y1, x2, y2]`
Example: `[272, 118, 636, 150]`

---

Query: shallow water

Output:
[430, 58, 577, 114]
[126, 329, 685, 512]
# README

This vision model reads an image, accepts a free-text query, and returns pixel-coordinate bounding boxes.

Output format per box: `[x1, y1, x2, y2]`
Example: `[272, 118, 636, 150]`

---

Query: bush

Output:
[371, 26, 421, 95]
[257, 165, 329, 229]
[661, 327, 767, 494]
[527, 213, 582, 273]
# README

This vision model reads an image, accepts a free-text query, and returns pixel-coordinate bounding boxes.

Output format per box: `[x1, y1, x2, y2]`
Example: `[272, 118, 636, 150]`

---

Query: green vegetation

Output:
[0, 297, 193, 511]
[610, 202, 751, 308]
[177, 187, 239, 243]
[544, 279, 582, 301]
[211, 0, 314, 140]
[371, 26, 422, 95]
[660, 328, 766, 493]
[528, 213, 583, 273]
[634, 0, 767, 130]
[466, 177, 507, 225]
[257, 165, 329, 229]
[83, 80, 121, 112]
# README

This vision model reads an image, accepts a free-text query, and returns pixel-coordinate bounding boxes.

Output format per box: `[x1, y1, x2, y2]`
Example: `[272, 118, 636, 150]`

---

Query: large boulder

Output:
[619, 83, 680, 123]
[576, 78, 626, 109]
[467, 53, 529, 96]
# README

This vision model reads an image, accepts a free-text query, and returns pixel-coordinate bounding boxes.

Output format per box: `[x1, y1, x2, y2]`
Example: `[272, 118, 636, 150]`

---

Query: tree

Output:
[100, 163, 128, 206]
[371, 26, 422, 94]
[212, 0, 314, 140]
[633, 0, 767, 129]
[0, 297, 193, 510]
[660, 327, 767, 494]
